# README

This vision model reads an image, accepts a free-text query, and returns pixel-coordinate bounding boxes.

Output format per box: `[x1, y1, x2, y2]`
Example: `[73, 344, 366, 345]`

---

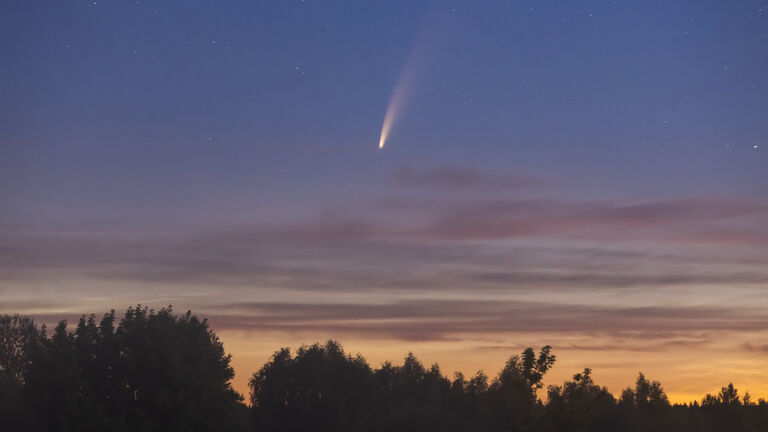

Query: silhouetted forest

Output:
[1, 308, 766, 431]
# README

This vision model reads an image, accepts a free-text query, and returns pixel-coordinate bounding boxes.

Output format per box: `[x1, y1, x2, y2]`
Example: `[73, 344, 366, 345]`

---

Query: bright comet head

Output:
[377, 84, 404, 150]
[378, 117, 390, 149]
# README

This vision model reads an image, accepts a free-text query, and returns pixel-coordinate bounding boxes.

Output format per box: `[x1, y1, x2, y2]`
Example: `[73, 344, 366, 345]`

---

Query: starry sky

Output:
[1, 0, 767, 401]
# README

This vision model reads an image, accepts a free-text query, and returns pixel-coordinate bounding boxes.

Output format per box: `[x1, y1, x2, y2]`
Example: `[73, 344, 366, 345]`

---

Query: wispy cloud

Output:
[2, 220, 766, 292]
[411, 197, 768, 243]
[2, 168, 767, 365]
[394, 166, 544, 191]
[200, 299, 768, 346]
[742, 342, 768, 353]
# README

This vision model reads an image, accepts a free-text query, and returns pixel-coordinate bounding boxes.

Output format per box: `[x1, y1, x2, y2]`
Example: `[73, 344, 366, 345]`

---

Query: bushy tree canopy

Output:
[0, 307, 250, 432]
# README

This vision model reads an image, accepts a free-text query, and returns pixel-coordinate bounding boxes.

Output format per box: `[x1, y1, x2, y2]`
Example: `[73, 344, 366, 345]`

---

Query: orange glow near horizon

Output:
[219, 330, 768, 405]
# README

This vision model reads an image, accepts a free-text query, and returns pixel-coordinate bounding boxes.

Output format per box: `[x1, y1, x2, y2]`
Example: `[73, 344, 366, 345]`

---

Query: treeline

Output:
[1, 308, 766, 431]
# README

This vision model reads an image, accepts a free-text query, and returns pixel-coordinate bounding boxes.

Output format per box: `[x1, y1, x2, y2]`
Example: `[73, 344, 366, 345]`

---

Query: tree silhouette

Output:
[719, 383, 740, 407]
[545, 368, 617, 430]
[619, 372, 669, 408]
[488, 345, 556, 431]
[3, 308, 768, 431]
[0, 307, 251, 432]
[0, 314, 42, 383]
[250, 340, 374, 432]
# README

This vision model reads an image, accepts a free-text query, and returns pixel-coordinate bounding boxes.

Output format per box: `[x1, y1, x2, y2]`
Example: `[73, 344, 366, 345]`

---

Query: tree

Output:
[250, 340, 374, 432]
[546, 368, 617, 430]
[115, 306, 247, 431]
[620, 373, 669, 408]
[489, 345, 556, 431]
[6, 310, 768, 432]
[0, 307, 250, 432]
[0, 314, 43, 383]
[718, 383, 740, 407]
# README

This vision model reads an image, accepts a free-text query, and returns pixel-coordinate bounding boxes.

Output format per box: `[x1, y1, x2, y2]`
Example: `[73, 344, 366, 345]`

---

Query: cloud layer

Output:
[2, 166, 767, 401]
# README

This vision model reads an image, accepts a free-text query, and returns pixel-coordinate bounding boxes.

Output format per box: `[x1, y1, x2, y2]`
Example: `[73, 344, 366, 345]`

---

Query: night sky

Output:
[2, 0, 767, 401]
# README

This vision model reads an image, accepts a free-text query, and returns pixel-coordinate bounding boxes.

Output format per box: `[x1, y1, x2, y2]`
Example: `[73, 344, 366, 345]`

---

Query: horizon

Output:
[2, 0, 767, 409]
[19, 305, 768, 404]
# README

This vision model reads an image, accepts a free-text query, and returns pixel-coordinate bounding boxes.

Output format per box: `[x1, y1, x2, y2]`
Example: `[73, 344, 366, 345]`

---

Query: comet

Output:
[378, 82, 407, 149]
[378, 38, 428, 150]
[377, 9, 444, 149]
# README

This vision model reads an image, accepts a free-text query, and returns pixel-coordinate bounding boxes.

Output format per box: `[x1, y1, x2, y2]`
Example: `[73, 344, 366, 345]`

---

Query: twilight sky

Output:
[1, 0, 767, 401]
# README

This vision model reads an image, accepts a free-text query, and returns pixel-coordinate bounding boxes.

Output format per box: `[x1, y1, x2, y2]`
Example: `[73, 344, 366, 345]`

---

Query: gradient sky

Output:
[2, 0, 767, 402]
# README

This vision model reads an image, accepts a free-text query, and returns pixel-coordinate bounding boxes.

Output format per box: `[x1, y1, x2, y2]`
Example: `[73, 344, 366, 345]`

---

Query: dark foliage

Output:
[250, 341, 768, 432]
[2, 308, 767, 431]
[0, 307, 251, 432]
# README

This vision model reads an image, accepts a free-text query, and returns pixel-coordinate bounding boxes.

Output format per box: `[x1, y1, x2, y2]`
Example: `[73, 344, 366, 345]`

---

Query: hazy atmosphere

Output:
[2, 0, 767, 403]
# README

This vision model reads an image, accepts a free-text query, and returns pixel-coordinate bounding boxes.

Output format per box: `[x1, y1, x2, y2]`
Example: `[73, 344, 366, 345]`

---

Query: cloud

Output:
[196, 299, 768, 344]
[2, 191, 768, 298]
[411, 197, 768, 243]
[15, 299, 767, 356]
[479, 339, 711, 353]
[468, 270, 768, 289]
[2, 221, 766, 294]
[394, 166, 543, 191]
[742, 342, 768, 353]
